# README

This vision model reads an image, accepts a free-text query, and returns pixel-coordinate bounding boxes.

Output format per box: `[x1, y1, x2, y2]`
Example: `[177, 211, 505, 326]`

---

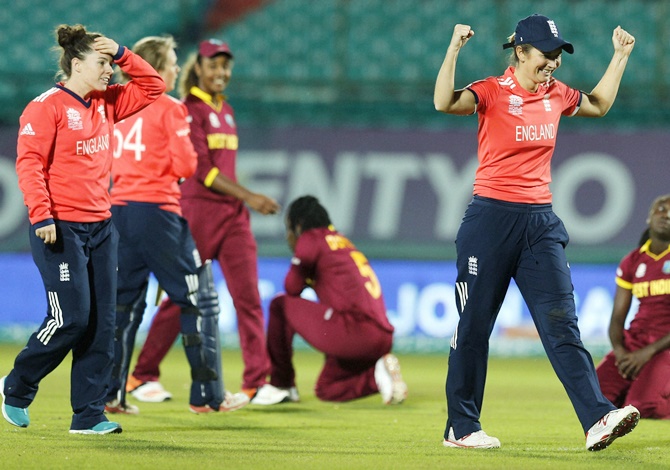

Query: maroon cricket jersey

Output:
[179, 86, 238, 203]
[285, 226, 393, 333]
[616, 240, 670, 335]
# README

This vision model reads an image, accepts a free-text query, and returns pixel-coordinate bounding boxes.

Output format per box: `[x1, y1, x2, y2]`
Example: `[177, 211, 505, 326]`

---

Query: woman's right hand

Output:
[450, 24, 474, 51]
[93, 37, 120, 57]
[36, 224, 57, 244]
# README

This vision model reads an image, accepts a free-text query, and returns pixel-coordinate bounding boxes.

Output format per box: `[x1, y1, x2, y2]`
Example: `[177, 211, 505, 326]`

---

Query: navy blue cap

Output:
[503, 14, 574, 54]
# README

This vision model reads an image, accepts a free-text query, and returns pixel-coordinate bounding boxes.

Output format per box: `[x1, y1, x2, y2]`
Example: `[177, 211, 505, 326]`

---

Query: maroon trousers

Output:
[267, 294, 393, 402]
[132, 198, 270, 390]
[596, 328, 670, 419]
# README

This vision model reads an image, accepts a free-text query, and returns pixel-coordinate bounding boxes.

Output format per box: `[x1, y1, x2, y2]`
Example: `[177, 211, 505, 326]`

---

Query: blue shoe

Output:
[0, 376, 29, 428]
[69, 421, 122, 435]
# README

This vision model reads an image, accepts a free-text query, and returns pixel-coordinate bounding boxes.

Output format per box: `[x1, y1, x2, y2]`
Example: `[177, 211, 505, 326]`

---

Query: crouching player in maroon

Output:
[596, 194, 670, 419]
[265, 196, 408, 404]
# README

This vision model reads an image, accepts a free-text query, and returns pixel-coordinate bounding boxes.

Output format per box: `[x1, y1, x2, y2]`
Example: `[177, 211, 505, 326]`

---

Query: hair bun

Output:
[56, 24, 87, 48]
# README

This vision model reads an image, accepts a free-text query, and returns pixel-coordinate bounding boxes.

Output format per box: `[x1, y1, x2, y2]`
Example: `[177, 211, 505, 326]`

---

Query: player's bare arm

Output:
[434, 24, 477, 115]
[577, 26, 635, 118]
[208, 172, 280, 215]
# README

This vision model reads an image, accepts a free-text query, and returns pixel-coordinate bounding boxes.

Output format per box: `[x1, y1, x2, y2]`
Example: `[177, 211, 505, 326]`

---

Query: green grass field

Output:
[0, 344, 668, 469]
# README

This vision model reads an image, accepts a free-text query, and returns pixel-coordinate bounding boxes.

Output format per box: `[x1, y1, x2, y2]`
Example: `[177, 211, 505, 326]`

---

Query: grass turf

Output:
[0, 344, 668, 469]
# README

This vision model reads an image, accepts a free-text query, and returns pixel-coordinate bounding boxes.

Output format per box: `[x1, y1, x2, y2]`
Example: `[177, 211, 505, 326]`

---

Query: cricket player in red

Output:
[127, 39, 288, 405]
[597, 195, 670, 419]
[266, 196, 407, 404]
[434, 14, 638, 450]
[106, 36, 249, 415]
[1, 24, 164, 434]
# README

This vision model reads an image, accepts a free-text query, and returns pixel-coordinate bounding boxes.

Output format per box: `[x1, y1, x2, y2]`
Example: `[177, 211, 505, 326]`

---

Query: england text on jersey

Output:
[515, 123, 555, 142]
[76, 134, 110, 156]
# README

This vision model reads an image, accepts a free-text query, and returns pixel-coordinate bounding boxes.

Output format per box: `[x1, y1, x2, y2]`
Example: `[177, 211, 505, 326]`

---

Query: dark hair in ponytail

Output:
[286, 195, 332, 232]
[54, 24, 102, 80]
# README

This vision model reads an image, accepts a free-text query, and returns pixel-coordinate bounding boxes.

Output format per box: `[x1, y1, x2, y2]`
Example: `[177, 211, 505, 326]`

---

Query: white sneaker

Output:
[443, 427, 501, 449]
[104, 398, 140, 415]
[286, 386, 300, 403]
[249, 384, 290, 405]
[129, 381, 172, 403]
[219, 391, 250, 412]
[374, 354, 408, 405]
[190, 391, 250, 413]
[585, 405, 639, 451]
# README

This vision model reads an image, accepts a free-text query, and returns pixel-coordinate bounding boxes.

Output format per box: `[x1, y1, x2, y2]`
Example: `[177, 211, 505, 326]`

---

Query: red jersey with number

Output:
[285, 226, 393, 332]
[616, 240, 670, 335]
[110, 94, 196, 215]
[466, 66, 582, 203]
[16, 48, 165, 224]
[179, 86, 238, 203]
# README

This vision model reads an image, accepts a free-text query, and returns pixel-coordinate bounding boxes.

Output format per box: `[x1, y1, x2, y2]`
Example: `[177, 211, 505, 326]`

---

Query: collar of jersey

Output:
[56, 83, 92, 107]
[190, 86, 226, 112]
[639, 239, 670, 261]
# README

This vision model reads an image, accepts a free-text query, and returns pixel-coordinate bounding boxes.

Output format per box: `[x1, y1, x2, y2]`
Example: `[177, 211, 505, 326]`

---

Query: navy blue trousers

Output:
[445, 196, 615, 439]
[4, 219, 118, 430]
[106, 203, 203, 402]
[112, 203, 200, 308]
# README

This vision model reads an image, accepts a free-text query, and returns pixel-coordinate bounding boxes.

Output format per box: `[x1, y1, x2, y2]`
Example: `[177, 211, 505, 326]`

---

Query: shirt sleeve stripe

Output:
[204, 167, 220, 188]
[615, 277, 633, 290]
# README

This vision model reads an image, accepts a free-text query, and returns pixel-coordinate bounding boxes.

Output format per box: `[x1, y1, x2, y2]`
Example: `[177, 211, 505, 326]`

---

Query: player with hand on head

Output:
[434, 14, 638, 450]
[264, 195, 408, 405]
[104, 35, 248, 416]
[127, 39, 288, 406]
[1, 24, 164, 434]
[596, 194, 670, 419]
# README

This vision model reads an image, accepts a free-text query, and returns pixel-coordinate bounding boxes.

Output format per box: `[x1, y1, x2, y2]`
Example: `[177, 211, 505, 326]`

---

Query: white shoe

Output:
[249, 384, 290, 405]
[219, 391, 250, 412]
[286, 386, 300, 403]
[129, 381, 172, 403]
[585, 405, 639, 451]
[190, 391, 250, 414]
[374, 354, 408, 405]
[104, 398, 140, 415]
[443, 427, 501, 449]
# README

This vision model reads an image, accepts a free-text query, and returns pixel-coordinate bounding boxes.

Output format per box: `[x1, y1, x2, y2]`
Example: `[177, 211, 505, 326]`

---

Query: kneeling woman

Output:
[266, 195, 407, 404]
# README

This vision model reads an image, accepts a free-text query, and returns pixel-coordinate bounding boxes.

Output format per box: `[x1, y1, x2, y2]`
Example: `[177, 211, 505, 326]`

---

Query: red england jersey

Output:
[16, 48, 165, 224]
[285, 226, 393, 333]
[179, 86, 238, 203]
[111, 93, 196, 215]
[467, 66, 581, 203]
[616, 240, 670, 335]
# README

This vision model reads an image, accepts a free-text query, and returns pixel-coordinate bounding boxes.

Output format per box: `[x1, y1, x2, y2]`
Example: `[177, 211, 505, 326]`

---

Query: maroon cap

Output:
[198, 39, 233, 58]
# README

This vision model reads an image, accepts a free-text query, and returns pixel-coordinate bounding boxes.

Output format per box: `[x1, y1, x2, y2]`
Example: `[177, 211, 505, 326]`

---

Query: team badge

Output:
[224, 113, 235, 128]
[635, 263, 647, 278]
[663, 261, 670, 274]
[209, 112, 221, 128]
[468, 256, 478, 276]
[67, 108, 83, 130]
[97, 105, 106, 123]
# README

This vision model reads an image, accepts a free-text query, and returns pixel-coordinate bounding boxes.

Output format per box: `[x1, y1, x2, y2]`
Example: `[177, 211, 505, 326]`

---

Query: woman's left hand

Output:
[612, 26, 635, 56]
